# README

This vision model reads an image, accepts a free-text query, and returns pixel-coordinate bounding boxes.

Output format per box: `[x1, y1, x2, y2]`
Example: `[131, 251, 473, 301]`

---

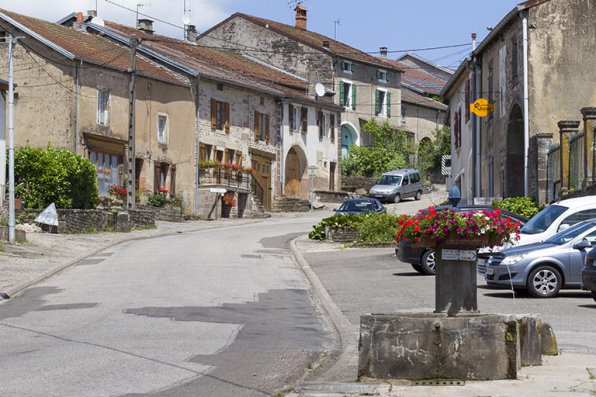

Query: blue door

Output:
[341, 125, 354, 158]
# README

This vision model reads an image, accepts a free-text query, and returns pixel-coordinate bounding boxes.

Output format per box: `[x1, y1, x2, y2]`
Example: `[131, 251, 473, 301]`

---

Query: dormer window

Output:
[376, 69, 388, 83]
[340, 60, 355, 74]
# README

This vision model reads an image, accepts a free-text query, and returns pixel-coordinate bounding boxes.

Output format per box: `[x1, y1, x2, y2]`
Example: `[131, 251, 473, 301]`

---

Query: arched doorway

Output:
[506, 105, 525, 197]
[341, 123, 358, 158]
[285, 146, 307, 198]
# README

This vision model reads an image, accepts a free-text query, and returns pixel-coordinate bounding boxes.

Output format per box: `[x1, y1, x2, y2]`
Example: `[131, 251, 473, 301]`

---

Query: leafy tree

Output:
[342, 119, 415, 178]
[417, 126, 451, 176]
[14, 145, 99, 209]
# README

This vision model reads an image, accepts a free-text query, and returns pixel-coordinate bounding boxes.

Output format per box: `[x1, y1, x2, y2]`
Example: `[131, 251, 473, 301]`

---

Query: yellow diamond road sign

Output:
[470, 98, 494, 118]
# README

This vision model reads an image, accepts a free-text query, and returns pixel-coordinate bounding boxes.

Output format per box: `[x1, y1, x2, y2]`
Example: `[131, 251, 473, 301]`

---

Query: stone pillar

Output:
[558, 121, 580, 192]
[581, 107, 596, 188]
[528, 134, 553, 205]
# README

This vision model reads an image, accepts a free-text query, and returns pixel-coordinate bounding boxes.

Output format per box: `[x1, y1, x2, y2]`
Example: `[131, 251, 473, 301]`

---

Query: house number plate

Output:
[441, 249, 459, 261]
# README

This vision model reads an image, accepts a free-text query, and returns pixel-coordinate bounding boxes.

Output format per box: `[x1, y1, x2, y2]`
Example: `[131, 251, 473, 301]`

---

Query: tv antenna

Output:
[183, 0, 192, 39]
[287, 0, 305, 8]
[136, 2, 152, 26]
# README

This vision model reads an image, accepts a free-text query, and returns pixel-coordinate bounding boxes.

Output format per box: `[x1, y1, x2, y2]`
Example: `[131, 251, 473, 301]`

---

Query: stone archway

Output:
[285, 146, 307, 198]
[341, 123, 358, 158]
[506, 104, 525, 197]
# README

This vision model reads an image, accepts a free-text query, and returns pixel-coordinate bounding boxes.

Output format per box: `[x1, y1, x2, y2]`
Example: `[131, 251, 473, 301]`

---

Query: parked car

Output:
[481, 220, 596, 298]
[396, 205, 527, 275]
[369, 169, 423, 204]
[517, 196, 596, 246]
[335, 198, 386, 215]
[581, 245, 596, 302]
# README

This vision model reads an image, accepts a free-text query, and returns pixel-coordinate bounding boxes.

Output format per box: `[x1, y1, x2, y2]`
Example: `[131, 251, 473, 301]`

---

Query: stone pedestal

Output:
[435, 243, 478, 316]
[581, 107, 596, 188]
[558, 121, 580, 191]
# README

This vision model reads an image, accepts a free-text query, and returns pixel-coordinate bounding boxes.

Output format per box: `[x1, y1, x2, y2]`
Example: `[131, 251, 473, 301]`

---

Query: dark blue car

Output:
[335, 198, 386, 215]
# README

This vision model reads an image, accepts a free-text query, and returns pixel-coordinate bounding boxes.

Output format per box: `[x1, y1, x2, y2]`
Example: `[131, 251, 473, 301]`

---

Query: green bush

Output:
[491, 196, 541, 219]
[308, 214, 364, 240]
[0, 206, 8, 226]
[14, 146, 99, 209]
[148, 194, 166, 207]
[308, 212, 400, 244]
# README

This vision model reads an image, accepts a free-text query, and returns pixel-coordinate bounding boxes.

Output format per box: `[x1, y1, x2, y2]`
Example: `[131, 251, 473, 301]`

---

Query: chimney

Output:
[73, 12, 87, 33]
[87, 10, 97, 18]
[322, 40, 330, 50]
[187, 25, 197, 42]
[295, 5, 307, 30]
[380, 47, 388, 60]
[137, 18, 154, 34]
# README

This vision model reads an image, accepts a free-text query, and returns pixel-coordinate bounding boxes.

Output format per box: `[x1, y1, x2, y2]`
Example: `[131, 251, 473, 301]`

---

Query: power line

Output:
[103, 0, 185, 30]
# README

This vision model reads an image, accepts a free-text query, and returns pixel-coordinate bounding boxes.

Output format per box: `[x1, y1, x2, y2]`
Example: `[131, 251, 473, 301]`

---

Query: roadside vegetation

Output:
[309, 213, 401, 244]
[491, 196, 542, 219]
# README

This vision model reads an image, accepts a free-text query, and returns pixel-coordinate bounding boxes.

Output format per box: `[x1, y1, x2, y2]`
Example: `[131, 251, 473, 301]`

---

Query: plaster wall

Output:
[402, 102, 445, 142]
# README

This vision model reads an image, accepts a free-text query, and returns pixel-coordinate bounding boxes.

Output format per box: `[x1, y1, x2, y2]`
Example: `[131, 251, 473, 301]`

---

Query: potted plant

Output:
[222, 192, 236, 207]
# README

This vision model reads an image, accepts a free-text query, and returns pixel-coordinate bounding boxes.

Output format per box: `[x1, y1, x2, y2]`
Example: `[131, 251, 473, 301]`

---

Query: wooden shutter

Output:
[351, 63, 355, 73]
[265, 115, 270, 143]
[318, 111, 323, 139]
[339, 83, 344, 106]
[465, 79, 470, 122]
[224, 102, 230, 132]
[301, 107, 308, 133]
[236, 151, 242, 165]
[289, 104, 294, 130]
[351, 84, 357, 110]
[375, 90, 380, 115]
[387, 92, 391, 118]
[254, 111, 260, 140]
[170, 166, 176, 196]
[154, 162, 160, 193]
[211, 99, 217, 129]
[330, 114, 335, 141]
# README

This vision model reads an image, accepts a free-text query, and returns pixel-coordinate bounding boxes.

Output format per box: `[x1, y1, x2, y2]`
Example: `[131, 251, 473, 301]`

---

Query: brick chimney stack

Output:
[73, 12, 87, 32]
[137, 18, 154, 34]
[380, 47, 388, 60]
[295, 5, 307, 30]
[187, 25, 197, 42]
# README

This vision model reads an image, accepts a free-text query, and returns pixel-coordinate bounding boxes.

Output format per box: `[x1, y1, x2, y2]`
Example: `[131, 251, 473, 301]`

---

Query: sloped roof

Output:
[98, 21, 342, 110]
[384, 58, 448, 96]
[401, 87, 448, 111]
[0, 9, 187, 86]
[201, 13, 402, 72]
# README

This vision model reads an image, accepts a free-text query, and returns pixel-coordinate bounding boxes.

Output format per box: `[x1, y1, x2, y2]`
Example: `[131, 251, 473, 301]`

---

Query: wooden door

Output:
[251, 154, 272, 210]
[285, 148, 302, 197]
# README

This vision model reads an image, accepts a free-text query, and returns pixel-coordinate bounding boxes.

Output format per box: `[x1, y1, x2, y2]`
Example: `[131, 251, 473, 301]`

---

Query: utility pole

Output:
[127, 35, 138, 210]
[7, 35, 16, 243]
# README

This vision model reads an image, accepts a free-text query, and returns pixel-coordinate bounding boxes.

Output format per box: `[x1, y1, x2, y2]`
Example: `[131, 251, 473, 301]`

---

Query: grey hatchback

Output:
[483, 220, 596, 298]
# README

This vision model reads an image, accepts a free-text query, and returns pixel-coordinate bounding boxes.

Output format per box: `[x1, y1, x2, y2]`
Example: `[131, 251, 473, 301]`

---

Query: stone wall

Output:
[271, 197, 310, 213]
[528, 134, 553, 204]
[314, 190, 349, 203]
[326, 226, 358, 243]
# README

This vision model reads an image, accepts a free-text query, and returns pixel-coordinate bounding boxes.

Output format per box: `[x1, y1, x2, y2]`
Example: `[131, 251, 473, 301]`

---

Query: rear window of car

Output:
[521, 204, 568, 235]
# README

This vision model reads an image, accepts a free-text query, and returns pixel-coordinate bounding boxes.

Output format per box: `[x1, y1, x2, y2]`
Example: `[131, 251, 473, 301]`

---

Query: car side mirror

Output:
[558, 223, 570, 232]
[573, 239, 591, 250]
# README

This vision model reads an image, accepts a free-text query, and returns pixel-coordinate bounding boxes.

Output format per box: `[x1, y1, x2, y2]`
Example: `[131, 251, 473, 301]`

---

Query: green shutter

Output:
[339, 82, 345, 106]
[375, 90, 380, 115]
[387, 92, 391, 118]
[351, 63, 355, 73]
[351, 84, 357, 110]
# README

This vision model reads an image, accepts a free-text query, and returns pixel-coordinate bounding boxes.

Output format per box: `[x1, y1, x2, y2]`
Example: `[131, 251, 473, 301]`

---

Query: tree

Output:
[417, 126, 451, 177]
[342, 119, 415, 177]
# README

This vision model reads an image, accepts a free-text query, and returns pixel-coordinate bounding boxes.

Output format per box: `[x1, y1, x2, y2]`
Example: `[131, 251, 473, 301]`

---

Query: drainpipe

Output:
[467, 33, 479, 200]
[194, 75, 200, 216]
[75, 59, 82, 155]
[280, 99, 286, 194]
[521, 11, 530, 196]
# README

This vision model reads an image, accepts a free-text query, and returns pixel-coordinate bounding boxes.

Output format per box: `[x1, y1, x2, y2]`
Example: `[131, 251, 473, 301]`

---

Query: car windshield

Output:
[520, 204, 568, 235]
[339, 201, 374, 212]
[544, 221, 595, 245]
[378, 175, 401, 186]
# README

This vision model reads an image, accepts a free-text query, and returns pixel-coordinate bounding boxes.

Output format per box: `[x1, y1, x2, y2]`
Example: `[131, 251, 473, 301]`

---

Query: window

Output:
[375, 89, 391, 117]
[154, 162, 170, 194]
[89, 149, 123, 195]
[329, 113, 335, 142]
[254, 111, 270, 142]
[199, 143, 212, 161]
[376, 69, 387, 82]
[157, 114, 168, 144]
[225, 149, 235, 163]
[211, 99, 230, 132]
[289, 104, 300, 132]
[401, 104, 406, 126]
[97, 87, 110, 125]
[318, 111, 326, 139]
[339, 81, 356, 110]
[410, 173, 421, 183]
[340, 60, 355, 74]
[235, 151, 243, 165]
[301, 107, 308, 133]
[562, 209, 596, 227]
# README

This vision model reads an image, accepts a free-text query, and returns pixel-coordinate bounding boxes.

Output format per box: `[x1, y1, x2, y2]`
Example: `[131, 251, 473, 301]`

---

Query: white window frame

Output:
[97, 87, 110, 126]
[377, 88, 388, 117]
[377, 69, 388, 83]
[292, 105, 299, 132]
[340, 60, 354, 74]
[322, 113, 329, 138]
[341, 79, 353, 108]
[157, 113, 169, 145]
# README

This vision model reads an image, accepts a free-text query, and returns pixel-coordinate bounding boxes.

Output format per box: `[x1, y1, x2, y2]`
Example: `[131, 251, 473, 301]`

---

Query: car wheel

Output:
[411, 263, 424, 274]
[420, 250, 436, 275]
[415, 190, 422, 200]
[527, 266, 562, 298]
[591, 291, 596, 303]
[393, 193, 401, 204]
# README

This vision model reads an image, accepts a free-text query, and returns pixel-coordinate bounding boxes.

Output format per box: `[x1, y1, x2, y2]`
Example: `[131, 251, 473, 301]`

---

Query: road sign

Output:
[470, 98, 494, 118]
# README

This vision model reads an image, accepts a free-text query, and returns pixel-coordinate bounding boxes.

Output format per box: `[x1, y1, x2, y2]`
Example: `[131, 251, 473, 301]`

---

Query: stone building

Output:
[197, 6, 403, 157]
[442, 0, 596, 204]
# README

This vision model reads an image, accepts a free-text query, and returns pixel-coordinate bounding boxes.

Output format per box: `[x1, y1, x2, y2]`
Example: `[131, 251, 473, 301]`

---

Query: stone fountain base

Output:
[358, 313, 556, 381]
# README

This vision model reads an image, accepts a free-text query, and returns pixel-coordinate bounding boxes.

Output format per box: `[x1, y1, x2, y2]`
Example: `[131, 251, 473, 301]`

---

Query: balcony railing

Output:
[198, 167, 252, 191]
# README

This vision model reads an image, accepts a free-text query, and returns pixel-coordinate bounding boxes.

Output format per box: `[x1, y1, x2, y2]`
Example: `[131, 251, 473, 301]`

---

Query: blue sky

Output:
[6, 0, 524, 68]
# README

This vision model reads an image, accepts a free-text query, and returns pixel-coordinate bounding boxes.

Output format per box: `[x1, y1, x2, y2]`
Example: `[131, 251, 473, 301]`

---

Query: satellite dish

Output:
[314, 82, 325, 97]
[182, 14, 191, 25]
[91, 16, 105, 27]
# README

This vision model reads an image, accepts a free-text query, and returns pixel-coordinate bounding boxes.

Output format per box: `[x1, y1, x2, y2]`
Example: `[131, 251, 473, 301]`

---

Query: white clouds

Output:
[2, 0, 231, 39]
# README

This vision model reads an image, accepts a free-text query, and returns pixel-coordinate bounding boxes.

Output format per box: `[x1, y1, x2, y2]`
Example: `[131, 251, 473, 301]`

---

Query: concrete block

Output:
[358, 313, 517, 380]
[518, 314, 542, 366]
[116, 211, 131, 233]
[541, 322, 559, 356]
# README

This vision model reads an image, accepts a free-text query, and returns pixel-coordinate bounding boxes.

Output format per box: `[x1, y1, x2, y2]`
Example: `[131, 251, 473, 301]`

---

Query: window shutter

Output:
[318, 111, 323, 139]
[351, 84, 357, 110]
[375, 90, 380, 115]
[211, 99, 217, 130]
[339, 83, 345, 106]
[351, 63, 355, 73]
[330, 114, 335, 141]
[254, 111, 260, 140]
[465, 79, 470, 122]
[265, 115, 270, 143]
[289, 104, 294, 129]
[386, 92, 391, 118]
[236, 151, 242, 165]
[302, 107, 308, 133]
[154, 162, 160, 193]
[224, 102, 230, 132]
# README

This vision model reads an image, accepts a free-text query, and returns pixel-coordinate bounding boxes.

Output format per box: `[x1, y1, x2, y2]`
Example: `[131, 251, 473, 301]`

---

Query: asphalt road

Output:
[0, 216, 334, 397]
[303, 246, 596, 355]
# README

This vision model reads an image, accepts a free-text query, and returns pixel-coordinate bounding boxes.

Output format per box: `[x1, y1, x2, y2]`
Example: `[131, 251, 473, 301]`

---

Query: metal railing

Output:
[569, 133, 585, 190]
[198, 167, 252, 191]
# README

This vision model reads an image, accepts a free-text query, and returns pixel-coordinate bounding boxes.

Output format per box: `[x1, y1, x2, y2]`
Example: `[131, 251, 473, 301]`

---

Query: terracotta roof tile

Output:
[384, 59, 447, 96]
[0, 9, 187, 86]
[401, 87, 448, 111]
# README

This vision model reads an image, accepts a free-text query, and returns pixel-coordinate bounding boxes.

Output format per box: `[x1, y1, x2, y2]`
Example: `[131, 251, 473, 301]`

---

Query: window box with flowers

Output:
[108, 184, 127, 199]
[395, 207, 521, 316]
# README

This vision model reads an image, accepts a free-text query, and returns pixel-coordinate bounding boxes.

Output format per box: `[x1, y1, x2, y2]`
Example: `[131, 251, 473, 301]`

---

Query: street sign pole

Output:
[7, 35, 16, 244]
[309, 166, 317, 211]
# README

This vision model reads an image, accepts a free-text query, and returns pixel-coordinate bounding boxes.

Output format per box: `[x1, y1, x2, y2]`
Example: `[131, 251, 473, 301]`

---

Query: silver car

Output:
[369, 169, 423, 203]
[482, 220, 596, 298]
